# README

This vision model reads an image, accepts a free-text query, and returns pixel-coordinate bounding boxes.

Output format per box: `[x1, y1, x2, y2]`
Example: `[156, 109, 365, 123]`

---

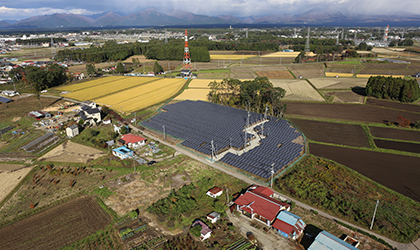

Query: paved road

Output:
[129, 123, 420, 250]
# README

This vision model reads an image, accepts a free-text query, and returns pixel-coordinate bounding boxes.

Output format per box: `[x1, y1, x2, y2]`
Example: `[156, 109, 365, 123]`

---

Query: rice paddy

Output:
[325, 72, 355, 77]
[261, 52, 300, 58]
[356, 74, 406, 78]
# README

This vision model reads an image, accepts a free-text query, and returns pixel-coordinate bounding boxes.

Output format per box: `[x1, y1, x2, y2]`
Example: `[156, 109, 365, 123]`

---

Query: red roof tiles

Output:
[121, 133, 146, 143]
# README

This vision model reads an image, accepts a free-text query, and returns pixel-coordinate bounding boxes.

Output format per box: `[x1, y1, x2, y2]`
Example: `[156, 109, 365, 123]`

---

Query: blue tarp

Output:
[0, 96, 12, 103]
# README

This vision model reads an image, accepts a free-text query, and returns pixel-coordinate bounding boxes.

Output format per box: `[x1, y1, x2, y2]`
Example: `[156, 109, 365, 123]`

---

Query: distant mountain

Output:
[2, 8, 420, 30]
[168, 9, 226, 24]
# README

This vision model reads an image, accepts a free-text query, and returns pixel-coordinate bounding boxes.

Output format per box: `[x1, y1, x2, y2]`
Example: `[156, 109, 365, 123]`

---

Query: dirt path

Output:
[129, 123, 420, 250]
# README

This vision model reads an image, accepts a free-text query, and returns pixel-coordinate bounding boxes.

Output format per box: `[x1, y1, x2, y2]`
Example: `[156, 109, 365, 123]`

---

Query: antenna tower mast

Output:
[304, 27, 310, 52]
[384, 25, 389, 43]
[51, 37, 56, 56]
[183, 29, 191, 69]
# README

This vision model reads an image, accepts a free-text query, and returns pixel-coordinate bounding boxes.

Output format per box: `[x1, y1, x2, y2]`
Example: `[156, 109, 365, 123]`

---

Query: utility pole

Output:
[271, 163, 274, 188]
[370, 200, 379, 230]
[162, 125, 166, 141]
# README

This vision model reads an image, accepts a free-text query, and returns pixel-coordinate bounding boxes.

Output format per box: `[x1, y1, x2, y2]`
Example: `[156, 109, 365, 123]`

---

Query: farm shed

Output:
[66, 124, 79, 138]
[272, 210, 306, 240]
[181, 69, 191, 77]
[28, 111, 51, 119]
[20, 132, 58, 152]
[112, 146, 133, 159]
[233, 185, 290, 226]
[192, 220, 212, 241]
[308, 231, 359, 250]
[206, 187, 223, 198]
[0, 96, 12, 103]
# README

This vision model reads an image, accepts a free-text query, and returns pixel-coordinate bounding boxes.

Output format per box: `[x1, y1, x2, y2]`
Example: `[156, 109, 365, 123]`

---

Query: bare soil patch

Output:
[287, 64, 325, 78]
[290, 118, 370, 147]
[230, 68, 257, 79]
[38, 141, 106, 163]
[309, 78, 368, 89]
[285, 102, 420, 124]
[0, 165, 32, 203]
[309, 143, 420, 202]
[323, 91, 365, 103]
[374, 139, 420, 154]
[370, 126, 420, 142]
[271, 79, 325, 102]
[366, 98, 420, 113]
[255, 71, 294, 79]
[249, 66, 289, 71]
[326, 62, 363, 74]
[0, 196, 111, 250]
[123, 55, 155, 63]
[68, 62, 115, 73]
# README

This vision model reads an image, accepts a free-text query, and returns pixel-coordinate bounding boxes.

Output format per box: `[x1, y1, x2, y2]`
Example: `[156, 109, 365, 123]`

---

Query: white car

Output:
[41, 90, 48, 93]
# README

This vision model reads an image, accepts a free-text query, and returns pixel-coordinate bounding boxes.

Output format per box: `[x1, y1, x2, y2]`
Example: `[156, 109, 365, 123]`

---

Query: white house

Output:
[192, 220, 212, 241]
[2, 90, 19, 96]
[66, 124, 79, 138]
[79, 102, 101, 123]
[112, 146, 134, 159]
[119, 133, 146, 149]
[206, 187, 223, 198]
[207, 212, 221, 224]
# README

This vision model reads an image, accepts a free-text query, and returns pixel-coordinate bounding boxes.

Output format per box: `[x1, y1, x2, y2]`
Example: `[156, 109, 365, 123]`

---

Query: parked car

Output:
[147, 160, 156, 166]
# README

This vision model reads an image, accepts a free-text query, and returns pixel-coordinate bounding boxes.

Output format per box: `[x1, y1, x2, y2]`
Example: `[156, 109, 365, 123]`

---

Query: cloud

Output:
[0, 6, 101, 20]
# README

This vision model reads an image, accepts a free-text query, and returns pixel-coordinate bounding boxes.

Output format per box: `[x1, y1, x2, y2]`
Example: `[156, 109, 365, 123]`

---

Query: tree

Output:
[86, 63, 96, 77]
[78, 119, 85, 126]
[153, 61, 164, 75]
[129, 210, 138, 219]
[120, 126, 129, 135]
[190, 225, 202, 238]
[115, 62, 125, 74]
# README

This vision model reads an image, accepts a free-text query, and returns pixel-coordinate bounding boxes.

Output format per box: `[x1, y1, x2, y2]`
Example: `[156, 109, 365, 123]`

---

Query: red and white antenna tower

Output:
[183, 29, 191, 69]
[384, 25, 389, 43]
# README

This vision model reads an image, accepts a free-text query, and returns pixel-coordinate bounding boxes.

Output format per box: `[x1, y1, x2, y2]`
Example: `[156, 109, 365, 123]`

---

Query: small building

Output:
[192, 220, 212, 241]
[120, 133, 146, 149]
[206, 187, 223, 198]
[66, 124, 79, 138]
[233, 185, 290, 227]
[308, 231, 359, 250]
[272, 210, 306, 240]
[416, 72, 420, 78]
[112, 146, 134, 159]
[207, 212, 221, 224]
[79, 104, 101, 123]
[2, 90, 19, 96]
[181, 69, 191, 77]
[0, 96, 12, 103]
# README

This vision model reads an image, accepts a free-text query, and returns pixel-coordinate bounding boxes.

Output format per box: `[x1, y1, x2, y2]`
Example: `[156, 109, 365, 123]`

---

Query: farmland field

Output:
[374, 139, 420, 154]
[290, 118, 370, 147]
[0, 196, 111, 250]
[323, 91, 365, 103]
[270, 79, 325, 101]
[188, 79, 214, 88]
[61, 77, 156, 100]
[38, 141, 106, 163]
[229, 68, 257, 79]
[210, 54, 256, 60]
[67, 62, 115, 73]
[287, 63, 325, 78]
[325, 61, 363, 74]
[308, 78, 368, 89]
[262, 51, 300, 58]
[255, 71, 294, 79]
[309, 143, 420, 203]
[0, 165, 32, 203]
[356, 74, 406, 78]
[174, 88, 209, 101]
[366, 98, 420, 113]
[285, 102, 420, 124]
[370, 126, 420, 142]
[325, 72, 354, 77]
[57, 76, 120, 92]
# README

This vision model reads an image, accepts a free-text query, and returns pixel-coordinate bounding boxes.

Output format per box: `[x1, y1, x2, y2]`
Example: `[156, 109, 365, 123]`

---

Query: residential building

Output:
[2, 90, 19, 96]
[192, 220, 212, 241]
[79, 102, 101, 123]
[112, 146, 134, 159]
[233, 185, 290, 227]
[119, 133, 146, 149]
[272, 210, 306, 240]
[207, 212, 221, 224]
[66, 124, 79, 138]
[308, 231, 359, 250]
[206, 187, 223, 198]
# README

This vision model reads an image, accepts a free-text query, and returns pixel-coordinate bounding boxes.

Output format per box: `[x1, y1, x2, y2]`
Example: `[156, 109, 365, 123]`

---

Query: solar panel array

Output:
[141, 100, 304, 179]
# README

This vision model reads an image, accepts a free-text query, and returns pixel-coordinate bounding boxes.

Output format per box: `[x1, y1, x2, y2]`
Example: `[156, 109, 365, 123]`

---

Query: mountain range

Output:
[2, 8, 420, 30]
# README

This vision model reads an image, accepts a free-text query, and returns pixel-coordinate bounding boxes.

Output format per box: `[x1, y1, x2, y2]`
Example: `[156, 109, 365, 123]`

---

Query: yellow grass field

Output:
[270, 79, 325, 102]
[94, 78, 186, 113]
[326, 72, 355, 77]
[308, 78, 368, 89]
[57, 76, 119, 92]
[210, 55, 256, 60]
[262, 52, 300, 58]
[188, 79, 215, 88]
[62, 77, 156, 100]
[0, 165, 32, 204]
[356, 74, 406, 78]
[174, 88, 210, 101]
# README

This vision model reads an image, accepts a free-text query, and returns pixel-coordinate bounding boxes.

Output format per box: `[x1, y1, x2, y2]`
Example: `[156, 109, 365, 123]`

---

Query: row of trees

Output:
[208, 77, 287, 117]
[145, 45, 210, 62]
[16, 37, 67, 45]
[366, 76, 420, 102]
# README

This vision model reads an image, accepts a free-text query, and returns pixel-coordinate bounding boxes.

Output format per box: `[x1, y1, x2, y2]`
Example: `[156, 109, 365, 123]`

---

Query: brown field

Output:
[255, 71, 294, 79]
[238, 56, 294, 67]
[38, 141, 106, 163]
[290, 118, 370, 147]
[193, 62, 221, 70]
[249, 66, 289, 71]
[270, 79, 325, 102]
[229, 68, 257, 79]
[0, 165, 32, 203]
[287, 64, 325, 78]
[309, 143, 420, 202]
[366, 98, 420, 113]
[374, 139, 420, 154]
[308, 78, 368, 89]
[323, 91, 365, 103]
[325, 62, 363, 73]
[285, 102, 420, 124]
[123, 55, 156, 63]
[358, 61, 420, 75]
[0, 196, 111, 250]
[370, 126, 420, 142]
[67, 62, 115, 73]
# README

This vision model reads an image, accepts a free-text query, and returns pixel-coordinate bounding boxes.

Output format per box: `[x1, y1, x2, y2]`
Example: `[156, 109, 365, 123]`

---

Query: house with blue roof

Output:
[272, 210, 306, 240]
[308, 231, 359, 250]
[112, 146, 133, 159]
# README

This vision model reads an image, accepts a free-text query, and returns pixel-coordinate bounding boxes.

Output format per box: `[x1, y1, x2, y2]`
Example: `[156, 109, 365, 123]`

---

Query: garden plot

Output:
[270, 79, 325, 102]
[38, 141, 106, 163]
[308, 78, 368, 89]
[287, 63, 325, 78]
[0, 164, 32, 203]
[230, 68, 257, 79]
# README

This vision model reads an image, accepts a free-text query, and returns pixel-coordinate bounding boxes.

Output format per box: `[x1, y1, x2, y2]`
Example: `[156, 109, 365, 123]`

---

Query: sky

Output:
[0, 0, 418, 21]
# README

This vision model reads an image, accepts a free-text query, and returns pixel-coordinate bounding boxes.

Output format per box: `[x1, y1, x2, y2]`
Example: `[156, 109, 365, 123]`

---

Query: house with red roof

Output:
[233, 186, 290, 226]
[272, 210, 306, 240]
[120, 133, 146, 149]
[206, 187, 223, 198]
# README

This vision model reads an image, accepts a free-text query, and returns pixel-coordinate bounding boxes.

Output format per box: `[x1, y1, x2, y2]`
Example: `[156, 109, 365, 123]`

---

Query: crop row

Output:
[58, 76, 119, 92]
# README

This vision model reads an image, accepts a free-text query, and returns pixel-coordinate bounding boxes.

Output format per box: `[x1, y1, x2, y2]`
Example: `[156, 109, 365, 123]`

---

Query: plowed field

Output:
[374, 139, 420, 154]
[287, 64, 325, 78]
[366, 98, 420, 113]
[309, 143, 420, 202]
[370, 126, 420, 142]
[0, 196, 111, 250]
